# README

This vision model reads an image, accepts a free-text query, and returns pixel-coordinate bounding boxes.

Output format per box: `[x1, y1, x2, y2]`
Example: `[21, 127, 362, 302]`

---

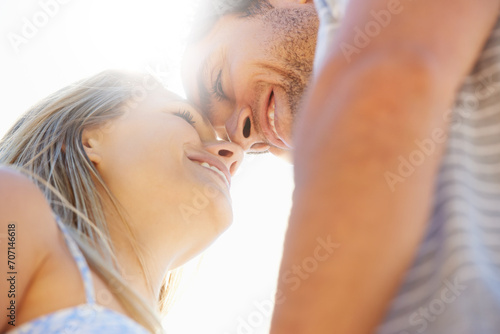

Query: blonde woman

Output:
[0, 70, 243, 334]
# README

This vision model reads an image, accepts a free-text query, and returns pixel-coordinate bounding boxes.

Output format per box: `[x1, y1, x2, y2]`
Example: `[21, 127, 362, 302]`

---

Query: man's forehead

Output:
[182, 43, 212, 108]
[182, 14, 248, 106]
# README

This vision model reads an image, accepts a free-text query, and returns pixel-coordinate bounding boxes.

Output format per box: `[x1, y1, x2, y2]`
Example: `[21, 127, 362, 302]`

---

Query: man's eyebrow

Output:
[197, 56, 214, 117]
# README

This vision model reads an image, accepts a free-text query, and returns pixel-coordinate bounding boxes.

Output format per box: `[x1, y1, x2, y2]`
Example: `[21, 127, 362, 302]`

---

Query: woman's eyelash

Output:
[173, 110, 196, 126]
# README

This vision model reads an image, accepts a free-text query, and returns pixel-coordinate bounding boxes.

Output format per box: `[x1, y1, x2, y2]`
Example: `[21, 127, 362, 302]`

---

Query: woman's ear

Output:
[82, 128, 103, 165]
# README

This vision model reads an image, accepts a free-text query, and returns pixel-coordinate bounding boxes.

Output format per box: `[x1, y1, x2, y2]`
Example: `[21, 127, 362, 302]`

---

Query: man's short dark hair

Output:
[188, 0, 274, 43]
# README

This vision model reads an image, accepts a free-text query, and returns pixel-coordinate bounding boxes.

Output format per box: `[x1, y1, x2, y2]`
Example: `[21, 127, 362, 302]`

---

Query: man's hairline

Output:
[187, 0, 274, 46]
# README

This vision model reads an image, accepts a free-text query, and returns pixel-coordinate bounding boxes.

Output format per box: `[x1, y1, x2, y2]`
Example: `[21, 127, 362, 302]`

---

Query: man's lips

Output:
[187, 153, 231, 187]
[258, 89, 290, 150]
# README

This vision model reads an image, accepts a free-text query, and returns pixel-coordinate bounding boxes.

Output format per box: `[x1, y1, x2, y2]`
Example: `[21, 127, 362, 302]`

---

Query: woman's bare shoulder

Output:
[0, 165, 60, 245]
[0, 166, 61, 330]
[0, 166, 56, 224]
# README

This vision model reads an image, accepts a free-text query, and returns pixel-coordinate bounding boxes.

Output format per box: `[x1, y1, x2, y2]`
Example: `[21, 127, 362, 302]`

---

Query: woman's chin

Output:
[210, 200, 234, 235]
[176, 210, 233, 267]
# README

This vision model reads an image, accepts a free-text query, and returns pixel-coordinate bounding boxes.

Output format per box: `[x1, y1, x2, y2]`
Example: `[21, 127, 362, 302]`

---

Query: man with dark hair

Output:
[183, 0, 318, 158]
[183, 0, 500, 333]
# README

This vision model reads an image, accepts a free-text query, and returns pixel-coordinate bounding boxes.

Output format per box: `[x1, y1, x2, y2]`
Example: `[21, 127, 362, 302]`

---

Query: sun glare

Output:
[0, 1, 293, 333]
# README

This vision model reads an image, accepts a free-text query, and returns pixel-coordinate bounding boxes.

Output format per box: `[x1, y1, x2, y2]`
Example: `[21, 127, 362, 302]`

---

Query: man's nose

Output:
[224, 105, 270, 153]
[203, 140, 244, 175]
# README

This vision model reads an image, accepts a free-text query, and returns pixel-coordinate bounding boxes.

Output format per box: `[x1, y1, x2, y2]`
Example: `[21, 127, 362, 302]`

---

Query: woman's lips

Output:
[198, 162, 230, 187]
[187, 153, 231, 187]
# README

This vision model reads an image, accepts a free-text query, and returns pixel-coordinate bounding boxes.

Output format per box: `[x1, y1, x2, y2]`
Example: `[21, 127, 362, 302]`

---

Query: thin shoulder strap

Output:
[54, 216, 96, 305]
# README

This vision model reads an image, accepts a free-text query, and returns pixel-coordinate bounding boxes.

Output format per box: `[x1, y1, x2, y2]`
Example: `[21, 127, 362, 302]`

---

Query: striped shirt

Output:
[314, 1, 500, 333]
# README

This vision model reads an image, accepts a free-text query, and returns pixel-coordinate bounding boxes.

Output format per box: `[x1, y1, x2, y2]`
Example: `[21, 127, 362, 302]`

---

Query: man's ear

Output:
[82, 127, 103, 165]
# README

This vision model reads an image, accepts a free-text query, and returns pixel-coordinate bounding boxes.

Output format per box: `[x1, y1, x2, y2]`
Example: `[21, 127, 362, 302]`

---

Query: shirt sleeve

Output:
[313, 0, 348, 74]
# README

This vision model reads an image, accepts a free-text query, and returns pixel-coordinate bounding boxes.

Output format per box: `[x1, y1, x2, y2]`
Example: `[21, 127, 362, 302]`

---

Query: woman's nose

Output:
[203, 141, 244, 175]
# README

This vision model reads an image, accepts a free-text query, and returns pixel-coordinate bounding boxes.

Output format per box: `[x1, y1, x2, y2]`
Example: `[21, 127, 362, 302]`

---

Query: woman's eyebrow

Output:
[198, 110, 213, 128]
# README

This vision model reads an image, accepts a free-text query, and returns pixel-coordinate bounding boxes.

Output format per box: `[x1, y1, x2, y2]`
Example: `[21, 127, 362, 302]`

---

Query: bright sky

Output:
[0, 1, 293, 333]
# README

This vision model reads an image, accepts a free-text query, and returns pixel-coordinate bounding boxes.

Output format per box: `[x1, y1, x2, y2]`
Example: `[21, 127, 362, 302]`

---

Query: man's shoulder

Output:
[314, 0, 348, 19]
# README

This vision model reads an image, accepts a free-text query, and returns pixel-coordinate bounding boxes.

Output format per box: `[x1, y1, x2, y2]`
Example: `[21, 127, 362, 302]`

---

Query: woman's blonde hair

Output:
[0, 70, 179, 333]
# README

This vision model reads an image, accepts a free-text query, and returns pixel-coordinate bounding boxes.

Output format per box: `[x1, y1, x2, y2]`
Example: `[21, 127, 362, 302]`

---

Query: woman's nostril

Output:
[229, 161, 237, 175]
[218, 149, 233, 158]
[243, 117, 251, 138]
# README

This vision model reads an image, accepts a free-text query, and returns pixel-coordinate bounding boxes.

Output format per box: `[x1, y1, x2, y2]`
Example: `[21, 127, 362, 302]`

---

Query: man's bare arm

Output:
[271, 1, 500, 333]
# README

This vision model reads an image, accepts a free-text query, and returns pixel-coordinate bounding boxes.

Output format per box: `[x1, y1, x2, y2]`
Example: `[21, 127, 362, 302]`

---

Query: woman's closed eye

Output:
[174, 110, 196, 127]
[170, 103, 218, 141]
